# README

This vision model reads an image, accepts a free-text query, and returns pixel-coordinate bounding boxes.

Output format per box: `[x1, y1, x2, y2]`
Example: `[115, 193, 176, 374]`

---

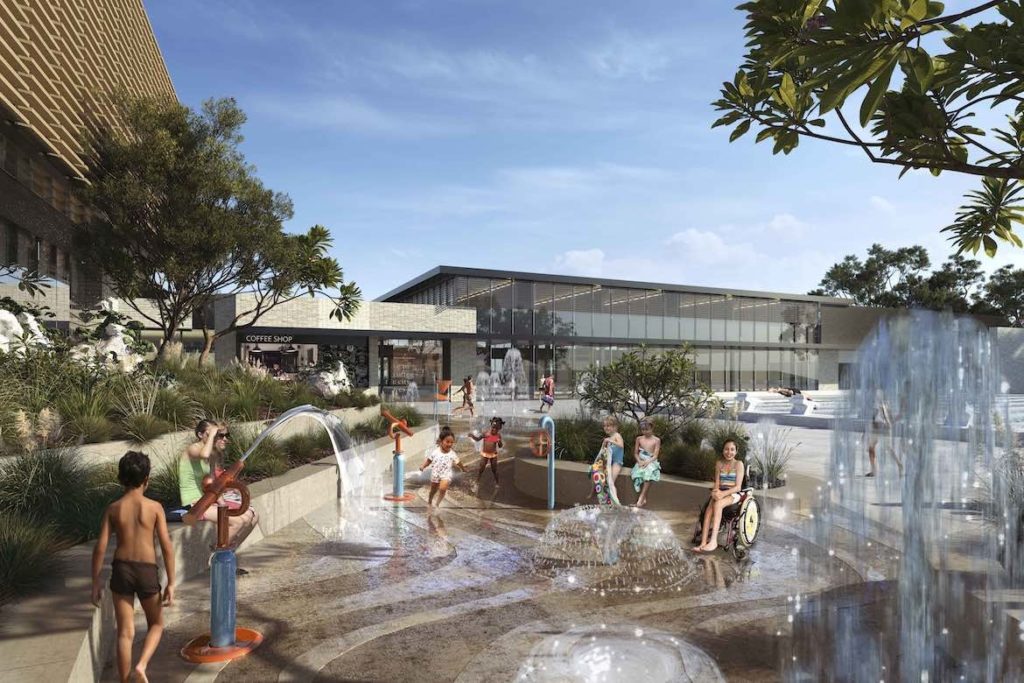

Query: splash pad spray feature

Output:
[382, 407, 416, 503]
[180, 405, 358, 663]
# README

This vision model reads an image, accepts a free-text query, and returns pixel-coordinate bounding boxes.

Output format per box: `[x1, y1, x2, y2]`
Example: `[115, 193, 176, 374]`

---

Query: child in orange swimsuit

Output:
[469, 417, 504, 486]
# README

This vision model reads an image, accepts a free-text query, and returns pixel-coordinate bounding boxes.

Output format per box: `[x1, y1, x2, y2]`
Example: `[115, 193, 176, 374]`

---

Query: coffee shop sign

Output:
[245, 334, 294, 344]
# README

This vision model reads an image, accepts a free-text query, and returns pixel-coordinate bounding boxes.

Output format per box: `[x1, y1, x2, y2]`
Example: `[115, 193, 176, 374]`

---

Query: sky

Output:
[146, 0, 1022, 300]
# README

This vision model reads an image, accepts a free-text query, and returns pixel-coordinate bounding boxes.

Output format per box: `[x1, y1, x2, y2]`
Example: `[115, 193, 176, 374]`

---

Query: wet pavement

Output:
[106, 433, 885, 682]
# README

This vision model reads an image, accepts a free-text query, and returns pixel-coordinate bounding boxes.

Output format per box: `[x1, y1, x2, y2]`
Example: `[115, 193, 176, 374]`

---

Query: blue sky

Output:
[146, 0, 1021, 300]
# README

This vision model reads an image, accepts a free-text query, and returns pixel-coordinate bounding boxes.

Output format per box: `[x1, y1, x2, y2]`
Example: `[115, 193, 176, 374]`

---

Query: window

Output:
[662, 292, 679, 340]
[552, 283, 574, 336]
[512, 280, 534, 336]
[592, 287, 611, 337]
[628, 289, 647, 339]
[5, 223, 18, 265]
[608, 287, 629, 337]
[491, 279, 513, 335]
[465, 278, 491, 334]
[693, 296, 711, 341]
[646, 291, 664, 339]
[534, 281, 554, 336]
[573, 285, 593, 337]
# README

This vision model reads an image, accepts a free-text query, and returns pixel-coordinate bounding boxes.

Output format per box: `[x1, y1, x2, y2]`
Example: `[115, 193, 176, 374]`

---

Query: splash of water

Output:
[533, 506, 697, 593]
[515, 624, 724, 683]
[795, 312, 1017, 681]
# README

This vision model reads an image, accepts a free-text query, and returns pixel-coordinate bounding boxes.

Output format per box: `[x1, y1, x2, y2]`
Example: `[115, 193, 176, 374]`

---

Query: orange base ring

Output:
[180, 628, 264, 663]
[383, 493, 416, 503]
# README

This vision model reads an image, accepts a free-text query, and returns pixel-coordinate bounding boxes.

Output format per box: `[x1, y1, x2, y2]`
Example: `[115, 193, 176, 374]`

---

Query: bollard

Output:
[209, 548, 237, 647]
[539, 415, 556, 510]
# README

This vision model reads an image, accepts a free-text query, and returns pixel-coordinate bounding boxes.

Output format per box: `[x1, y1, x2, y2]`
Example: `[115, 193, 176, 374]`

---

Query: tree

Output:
[0, 265, 48, 299]
[75, 96, 360, 359]
[576, 345, 722, 435]
[978, 264, 1024, 325]
[713, 1, 1024, 256]
[810, 243, 987, 312]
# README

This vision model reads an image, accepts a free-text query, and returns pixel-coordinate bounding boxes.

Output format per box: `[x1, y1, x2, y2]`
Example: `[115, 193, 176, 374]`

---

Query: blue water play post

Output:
[539, 415, 555, 510]
[383, 408, 416, 502]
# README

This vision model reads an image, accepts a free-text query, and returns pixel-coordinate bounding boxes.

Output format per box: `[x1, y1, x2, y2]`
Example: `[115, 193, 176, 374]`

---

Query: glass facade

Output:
[393, 273, 827, 392]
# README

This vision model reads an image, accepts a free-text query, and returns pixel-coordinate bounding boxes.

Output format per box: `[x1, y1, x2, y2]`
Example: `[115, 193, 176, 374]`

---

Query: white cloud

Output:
[245, 95, 460, 137]
[586, 33, 678, 81]
[554, 249, 607, 277]
[869, 195, 896, 212]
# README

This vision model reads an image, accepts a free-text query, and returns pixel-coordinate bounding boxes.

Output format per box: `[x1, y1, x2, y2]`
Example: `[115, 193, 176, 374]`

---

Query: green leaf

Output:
[729, 120, 752, 142]
[802, 0, 824, 24]
[755, 128, 775, 143]
[906, 0, 928, 23]
[779, 73, 798, 110]
[860, 59, 897, 126]
[906, 47, 935, 92]
[983, 236, 998, 257]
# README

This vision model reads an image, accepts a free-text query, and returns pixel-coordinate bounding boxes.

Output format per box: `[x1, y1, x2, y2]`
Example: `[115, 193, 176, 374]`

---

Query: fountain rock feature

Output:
[515, 623, 724, 683]
[532, 506, 697, 593]
[310, 361, 352, 398]
[794, 312, 1020, 681]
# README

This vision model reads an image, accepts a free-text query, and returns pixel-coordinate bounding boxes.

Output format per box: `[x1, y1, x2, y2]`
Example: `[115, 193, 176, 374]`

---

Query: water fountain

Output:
[791, 312, 1020, 681]
[532, 505, 697, 594]
[181, 405, 372, 663]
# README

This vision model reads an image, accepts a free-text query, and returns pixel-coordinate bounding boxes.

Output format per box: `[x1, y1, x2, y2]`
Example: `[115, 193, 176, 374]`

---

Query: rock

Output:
[0, 310, 25, 353]
[310, 361, 352, 398]
[16, 312, 51, 347]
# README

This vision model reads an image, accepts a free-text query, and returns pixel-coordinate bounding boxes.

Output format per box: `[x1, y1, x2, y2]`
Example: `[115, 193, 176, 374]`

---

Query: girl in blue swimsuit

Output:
[694, 438, 745, 553]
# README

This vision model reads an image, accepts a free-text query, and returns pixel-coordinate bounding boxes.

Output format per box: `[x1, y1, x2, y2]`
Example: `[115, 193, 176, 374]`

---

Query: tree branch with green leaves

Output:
[713, 0, 1024, 256]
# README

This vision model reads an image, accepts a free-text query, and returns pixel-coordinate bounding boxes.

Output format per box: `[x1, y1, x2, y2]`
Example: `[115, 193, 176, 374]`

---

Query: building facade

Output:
[378, 266, 877, 394]
[0, 0, 174, 309]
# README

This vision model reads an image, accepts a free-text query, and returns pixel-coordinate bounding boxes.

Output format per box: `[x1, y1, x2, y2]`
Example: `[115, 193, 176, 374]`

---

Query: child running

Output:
[694, 439, 745, 553]
[91, 451, 175, 683]
[469, 417, 504, 486]
[452, 376, 475, 417]
[631, 419, 662, 507]
[420, 426, 467, 509]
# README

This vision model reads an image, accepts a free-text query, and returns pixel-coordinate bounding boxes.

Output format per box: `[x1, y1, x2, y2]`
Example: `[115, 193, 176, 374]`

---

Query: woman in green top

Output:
[179, 419, 258, 549]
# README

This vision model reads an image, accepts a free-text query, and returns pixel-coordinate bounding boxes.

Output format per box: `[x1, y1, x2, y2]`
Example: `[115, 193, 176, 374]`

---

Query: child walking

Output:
[91, 451, 176, 683]
[469, 417, 504, 486]
[631, 419, 662, 507]
[420, 426, 467, 509]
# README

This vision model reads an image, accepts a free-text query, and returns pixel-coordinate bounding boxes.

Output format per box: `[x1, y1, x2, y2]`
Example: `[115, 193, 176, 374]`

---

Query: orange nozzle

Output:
[183, 460, 245, 526]
[381, 408, 414, 452]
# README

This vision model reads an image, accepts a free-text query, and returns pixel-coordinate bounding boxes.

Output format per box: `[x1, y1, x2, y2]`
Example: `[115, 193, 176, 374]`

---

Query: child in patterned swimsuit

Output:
[420, 426, 466, 509]
[469, 417, 504, 486]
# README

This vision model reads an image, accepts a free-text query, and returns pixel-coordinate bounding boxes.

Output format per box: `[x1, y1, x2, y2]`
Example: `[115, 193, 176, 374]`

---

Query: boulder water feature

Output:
[792, 312, 1020, 681]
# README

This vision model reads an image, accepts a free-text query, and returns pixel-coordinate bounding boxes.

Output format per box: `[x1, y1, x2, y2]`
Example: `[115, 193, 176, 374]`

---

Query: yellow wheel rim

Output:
[743, 500, 759, 544]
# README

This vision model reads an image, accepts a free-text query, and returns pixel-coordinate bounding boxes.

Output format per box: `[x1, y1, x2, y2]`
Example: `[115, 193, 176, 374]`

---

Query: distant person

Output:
[538, 372, 555, 413]
[469, 417, 504, 487]
[179, 420, 258, 551]
[693, 439, 745, 553]
[420, 425, 466, 509]
[631, 419, 662, 507]
[866, 391, 903, 477]
[91, 451, 175, 683]
[452, 376, 475, 417]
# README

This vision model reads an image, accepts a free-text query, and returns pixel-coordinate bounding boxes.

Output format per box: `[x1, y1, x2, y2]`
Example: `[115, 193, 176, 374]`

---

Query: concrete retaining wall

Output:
[514, 456, 798, 514]
[0, 423, 437, 683]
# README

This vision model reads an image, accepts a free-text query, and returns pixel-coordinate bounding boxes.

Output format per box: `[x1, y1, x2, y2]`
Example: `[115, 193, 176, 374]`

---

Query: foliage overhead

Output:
[576, 345, 722, 432]
[713, 1, 1024, 255]
[809, 242, 1022, 323]
[74, 96, 360, 357]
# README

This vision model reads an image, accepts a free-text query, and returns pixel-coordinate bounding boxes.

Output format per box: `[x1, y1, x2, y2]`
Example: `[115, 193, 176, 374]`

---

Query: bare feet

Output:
[701, 542, 719, 552]
[690, 545, 705, 553]
[132, 666, 149, 683]
[635, 498, 647, 508]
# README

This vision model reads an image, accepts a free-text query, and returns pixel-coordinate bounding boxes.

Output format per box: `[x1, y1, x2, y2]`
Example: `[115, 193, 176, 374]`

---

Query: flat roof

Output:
[377, 265, 853, 305]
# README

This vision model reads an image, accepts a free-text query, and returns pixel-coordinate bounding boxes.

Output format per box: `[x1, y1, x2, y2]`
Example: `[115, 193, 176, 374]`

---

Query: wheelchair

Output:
[691, 486, 761, 560]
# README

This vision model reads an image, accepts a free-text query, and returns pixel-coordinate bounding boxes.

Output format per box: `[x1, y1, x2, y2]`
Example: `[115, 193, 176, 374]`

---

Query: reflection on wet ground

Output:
[114, 431, 873, 682]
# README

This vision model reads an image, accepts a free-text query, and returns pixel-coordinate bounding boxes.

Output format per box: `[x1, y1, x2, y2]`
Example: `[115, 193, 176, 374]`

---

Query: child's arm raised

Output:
[90, 507, 111, 607]
[155, 502, 176, 605]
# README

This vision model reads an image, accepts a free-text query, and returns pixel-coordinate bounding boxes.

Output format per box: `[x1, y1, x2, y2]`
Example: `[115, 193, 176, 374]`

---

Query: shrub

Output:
[661, 442, 718, 482]
[282, 431, 330, 467]
[708, 421, 750, 460]
[677, 420, 709, 447]
[746, 422, 796, 489]
[0, 514, 63, 605]
[331, 392, 354, 409]
[0, 448, 117, 543]
[59, 386, 116, 444]
[553, 415, 604, 463]
[146, 458, 181, 508]
[119, 413, 175, 444]
[382, 404, 424, 428]
[223, 427, 287, 482]
[349, 416, 388, 444]
[152, 387, 200, 429]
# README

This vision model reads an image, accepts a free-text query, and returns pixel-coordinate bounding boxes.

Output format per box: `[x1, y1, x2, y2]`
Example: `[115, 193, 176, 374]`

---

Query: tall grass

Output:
[223, 427, 288, 482]
[59, 386, 115, 444]
[0, 514, 62, 605]
[146, 458, 181, 508]
[708, 421, 750, 459]
[747, 422, 796, 488]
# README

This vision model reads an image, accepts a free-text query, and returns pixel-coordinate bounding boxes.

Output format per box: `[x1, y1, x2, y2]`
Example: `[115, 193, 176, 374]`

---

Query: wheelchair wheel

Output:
[737, 496, 761, 547]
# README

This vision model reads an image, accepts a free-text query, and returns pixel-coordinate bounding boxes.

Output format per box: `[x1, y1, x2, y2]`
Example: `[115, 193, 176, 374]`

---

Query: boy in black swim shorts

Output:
[91, 451, 175, 683]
